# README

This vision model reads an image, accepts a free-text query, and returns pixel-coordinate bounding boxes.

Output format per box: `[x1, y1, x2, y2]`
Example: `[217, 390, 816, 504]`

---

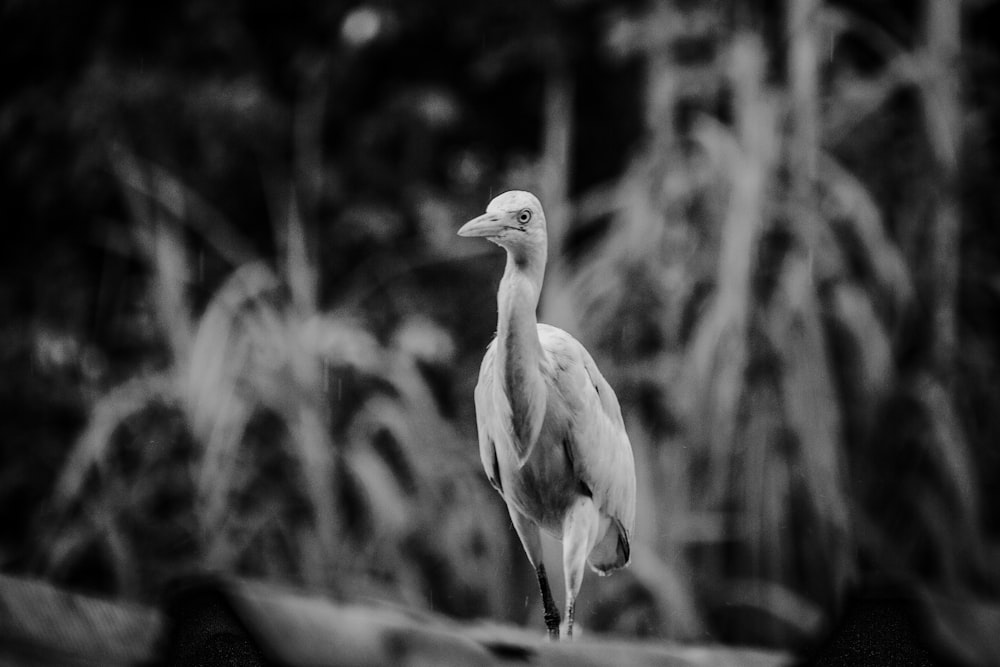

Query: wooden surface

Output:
[4, 570, 999, 664]
[0, 572, 791, 666]
[0, 574, 162, 666]
[219, 579, 791, 667]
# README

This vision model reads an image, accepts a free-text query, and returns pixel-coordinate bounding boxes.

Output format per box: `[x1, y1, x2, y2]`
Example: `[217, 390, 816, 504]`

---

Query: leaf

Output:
[920, 587, 1000, 666]
[392, 316, 455, 366]
[345, 447, 411, 539]
[54, 374, 176, 507]
[725, 578, 825, 638]
[819, 155, 913, 311]
[910, 374, 978, 525]
[828, 283, 894, 402]
[628, 542, 705, 640]
[767, 257, 848, 532]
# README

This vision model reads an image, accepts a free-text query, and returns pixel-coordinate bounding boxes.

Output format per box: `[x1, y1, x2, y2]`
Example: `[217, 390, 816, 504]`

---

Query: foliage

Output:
[556, 0, 1000, 650]
[2, 0, 1000, 656]
[38, 149, 515, 619]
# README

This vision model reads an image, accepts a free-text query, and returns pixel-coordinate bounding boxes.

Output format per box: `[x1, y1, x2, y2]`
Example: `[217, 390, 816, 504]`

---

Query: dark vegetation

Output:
[1, 0, 999, 656]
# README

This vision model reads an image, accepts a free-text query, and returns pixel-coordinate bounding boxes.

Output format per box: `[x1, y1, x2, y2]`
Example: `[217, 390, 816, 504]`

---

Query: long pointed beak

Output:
[457, 212, 505, 238]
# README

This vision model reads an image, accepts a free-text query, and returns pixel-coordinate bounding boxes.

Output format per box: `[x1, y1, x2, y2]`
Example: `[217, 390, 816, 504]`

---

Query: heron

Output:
[458, 190, 636, 639]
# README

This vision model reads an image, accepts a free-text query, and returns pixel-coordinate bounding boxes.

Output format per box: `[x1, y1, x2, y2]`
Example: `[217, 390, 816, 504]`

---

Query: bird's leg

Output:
[563, 598, 576, 640]
[561, 496, 601, 639]
[507, 504, 560, 639]
[535, 564, 561, 640]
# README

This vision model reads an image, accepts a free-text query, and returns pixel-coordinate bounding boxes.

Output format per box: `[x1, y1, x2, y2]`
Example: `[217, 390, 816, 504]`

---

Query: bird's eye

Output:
[518, 210, 532, 224]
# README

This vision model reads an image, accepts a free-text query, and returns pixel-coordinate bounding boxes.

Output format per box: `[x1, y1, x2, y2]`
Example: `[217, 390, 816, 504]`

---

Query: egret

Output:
[458, 190, 636, 639]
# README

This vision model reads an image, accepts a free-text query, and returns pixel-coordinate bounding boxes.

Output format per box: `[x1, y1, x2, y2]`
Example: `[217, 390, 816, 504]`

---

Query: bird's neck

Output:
[497, 254, 543, 362]
[495, 252, 547, 450]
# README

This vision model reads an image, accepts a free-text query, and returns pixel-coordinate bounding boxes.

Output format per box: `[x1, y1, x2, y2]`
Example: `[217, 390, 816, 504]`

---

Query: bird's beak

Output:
[457, 212, 505, 238]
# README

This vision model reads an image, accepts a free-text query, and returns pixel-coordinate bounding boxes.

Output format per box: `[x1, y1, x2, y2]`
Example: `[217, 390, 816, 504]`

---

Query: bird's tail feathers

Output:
[587, 518, 631, 575]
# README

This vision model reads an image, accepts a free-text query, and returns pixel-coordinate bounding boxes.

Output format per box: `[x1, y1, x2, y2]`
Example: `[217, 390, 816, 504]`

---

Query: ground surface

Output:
[1, 573, 982, 666]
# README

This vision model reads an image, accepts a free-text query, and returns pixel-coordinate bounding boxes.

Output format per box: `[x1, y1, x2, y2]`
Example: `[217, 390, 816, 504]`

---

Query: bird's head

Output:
[457, 190, 547, 262]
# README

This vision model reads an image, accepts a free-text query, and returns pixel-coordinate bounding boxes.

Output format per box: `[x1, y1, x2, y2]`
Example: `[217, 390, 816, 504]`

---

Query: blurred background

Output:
[2, 0, 1000, 655]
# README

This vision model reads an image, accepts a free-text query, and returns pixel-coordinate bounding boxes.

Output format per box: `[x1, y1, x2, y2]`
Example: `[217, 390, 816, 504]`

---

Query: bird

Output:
[458, 190, 636, 639]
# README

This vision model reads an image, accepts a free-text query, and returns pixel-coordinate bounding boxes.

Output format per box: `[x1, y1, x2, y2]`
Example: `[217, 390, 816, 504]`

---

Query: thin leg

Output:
[507, 503, 560, 639]
[536, 564, 561, 639]
[561, 496, 600, 639]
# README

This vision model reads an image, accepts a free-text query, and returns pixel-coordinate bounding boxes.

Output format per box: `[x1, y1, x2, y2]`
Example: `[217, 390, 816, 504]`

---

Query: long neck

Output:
[495, 250, 547, 454]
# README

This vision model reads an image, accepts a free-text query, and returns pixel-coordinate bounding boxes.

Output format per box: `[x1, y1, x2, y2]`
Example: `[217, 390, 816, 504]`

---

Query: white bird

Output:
[458, 190, 636, 639]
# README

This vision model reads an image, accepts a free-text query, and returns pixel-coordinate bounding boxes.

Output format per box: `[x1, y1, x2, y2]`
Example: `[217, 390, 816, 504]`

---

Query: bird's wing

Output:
[474, 339, 503, 494]
[539, 325, 636, 538]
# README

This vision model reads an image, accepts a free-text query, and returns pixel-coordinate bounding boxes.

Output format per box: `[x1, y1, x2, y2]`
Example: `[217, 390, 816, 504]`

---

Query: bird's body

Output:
[477, 324, 634, 566]
[459, 191, 636, 639]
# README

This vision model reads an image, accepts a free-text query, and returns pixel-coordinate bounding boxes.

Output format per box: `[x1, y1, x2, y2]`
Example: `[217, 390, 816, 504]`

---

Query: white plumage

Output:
[459, 190, 636, 639]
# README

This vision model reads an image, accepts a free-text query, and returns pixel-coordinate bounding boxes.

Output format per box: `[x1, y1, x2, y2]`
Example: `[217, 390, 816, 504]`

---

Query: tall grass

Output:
[41, 146, 514, 616]
[550, 0, 991, 648]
